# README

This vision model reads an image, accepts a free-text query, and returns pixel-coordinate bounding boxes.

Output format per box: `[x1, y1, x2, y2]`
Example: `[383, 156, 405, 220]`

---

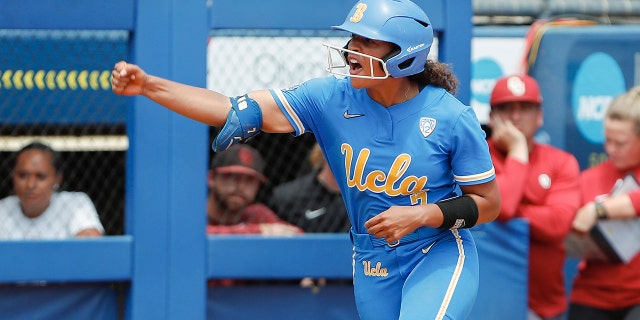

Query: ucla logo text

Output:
[342, 144, 427, 201]
[363, 261, 388, 277]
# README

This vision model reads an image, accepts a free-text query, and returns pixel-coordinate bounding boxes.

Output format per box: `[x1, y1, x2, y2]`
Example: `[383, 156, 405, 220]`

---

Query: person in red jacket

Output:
[487, 74, 581, 320]
[206, 144, 303, 286]
[206, 144, 302, 235]
[568, 86, 640, 320]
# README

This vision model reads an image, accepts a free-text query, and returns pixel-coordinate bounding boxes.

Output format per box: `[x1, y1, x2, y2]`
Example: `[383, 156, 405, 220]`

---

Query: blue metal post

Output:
[126, 0, 208, 319]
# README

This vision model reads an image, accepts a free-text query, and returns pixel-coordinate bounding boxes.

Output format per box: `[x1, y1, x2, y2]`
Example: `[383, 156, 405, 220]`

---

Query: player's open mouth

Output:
[349, 58, 363, 74]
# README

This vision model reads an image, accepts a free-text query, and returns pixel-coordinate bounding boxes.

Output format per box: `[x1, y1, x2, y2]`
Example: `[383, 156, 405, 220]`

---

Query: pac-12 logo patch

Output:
[419, 117, 436, 138]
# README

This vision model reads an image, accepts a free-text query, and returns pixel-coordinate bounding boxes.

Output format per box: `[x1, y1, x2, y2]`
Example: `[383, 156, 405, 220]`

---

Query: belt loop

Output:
[350, 229, 375, 249]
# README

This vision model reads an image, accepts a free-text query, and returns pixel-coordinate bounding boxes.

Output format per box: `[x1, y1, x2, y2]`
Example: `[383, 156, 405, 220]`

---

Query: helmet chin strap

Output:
[322, 43, 390, 79]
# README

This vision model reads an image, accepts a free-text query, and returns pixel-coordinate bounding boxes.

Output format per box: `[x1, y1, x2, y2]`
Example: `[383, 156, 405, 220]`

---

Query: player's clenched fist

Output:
[111, 61, 147, 96]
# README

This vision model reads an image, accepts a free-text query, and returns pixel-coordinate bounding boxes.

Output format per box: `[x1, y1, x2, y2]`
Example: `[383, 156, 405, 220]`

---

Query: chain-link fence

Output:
[207, 30, 353, 232]
[0, 29, 356, 237]
[0, 30, 128, 235]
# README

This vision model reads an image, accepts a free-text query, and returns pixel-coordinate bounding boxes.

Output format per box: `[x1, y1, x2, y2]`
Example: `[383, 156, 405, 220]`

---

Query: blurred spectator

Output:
[206, 144, 302, 286]
[269, 143, 350, 233]
[206, 144, 302, 235]
[0, 141, 104, 239]
[269, 142, 351, 290]
[487, 75, 581, 320]
[568, 86, 640, 320]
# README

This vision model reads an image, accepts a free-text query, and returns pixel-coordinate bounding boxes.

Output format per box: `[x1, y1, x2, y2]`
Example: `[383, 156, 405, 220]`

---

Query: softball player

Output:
[111, 0, 501, 318]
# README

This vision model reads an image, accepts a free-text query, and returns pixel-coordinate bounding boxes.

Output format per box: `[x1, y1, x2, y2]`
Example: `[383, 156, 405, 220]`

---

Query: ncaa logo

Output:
[471, 58, 503, 125]
[419, 117, 436, 138]
[572, 52, 626, 144]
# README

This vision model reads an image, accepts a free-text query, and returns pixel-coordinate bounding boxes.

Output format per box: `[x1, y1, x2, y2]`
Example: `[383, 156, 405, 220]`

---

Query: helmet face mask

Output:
[326, 0, 433, 79]
[323, 43, 391, 79]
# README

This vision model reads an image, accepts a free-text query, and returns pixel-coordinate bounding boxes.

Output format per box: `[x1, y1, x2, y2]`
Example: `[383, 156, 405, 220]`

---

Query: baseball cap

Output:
[210, 144, 267, 182]
[490, 74, 543, 107]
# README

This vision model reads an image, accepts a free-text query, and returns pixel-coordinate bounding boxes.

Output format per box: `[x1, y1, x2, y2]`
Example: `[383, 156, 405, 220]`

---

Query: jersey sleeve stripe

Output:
[270, 89, 306, 135]
[453, 167, 495, 184]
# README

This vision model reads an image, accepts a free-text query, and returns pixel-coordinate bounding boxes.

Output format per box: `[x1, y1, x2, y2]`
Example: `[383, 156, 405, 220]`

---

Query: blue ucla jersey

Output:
[270, 76, 495, 235]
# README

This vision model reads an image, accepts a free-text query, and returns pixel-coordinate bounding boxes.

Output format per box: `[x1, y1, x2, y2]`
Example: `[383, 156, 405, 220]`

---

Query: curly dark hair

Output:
[409, 60, 459, 94]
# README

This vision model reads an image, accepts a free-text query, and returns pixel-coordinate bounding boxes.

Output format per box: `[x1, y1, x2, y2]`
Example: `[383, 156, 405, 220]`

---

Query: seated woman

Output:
[0, 141, 104, 239]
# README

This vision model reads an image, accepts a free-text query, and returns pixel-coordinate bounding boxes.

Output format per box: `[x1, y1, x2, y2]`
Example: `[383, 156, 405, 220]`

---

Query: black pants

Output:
[568, 303, 640, 320]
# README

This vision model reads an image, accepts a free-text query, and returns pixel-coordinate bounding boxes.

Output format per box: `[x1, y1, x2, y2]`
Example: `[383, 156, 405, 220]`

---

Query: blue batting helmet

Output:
[333, 0, 433, 78]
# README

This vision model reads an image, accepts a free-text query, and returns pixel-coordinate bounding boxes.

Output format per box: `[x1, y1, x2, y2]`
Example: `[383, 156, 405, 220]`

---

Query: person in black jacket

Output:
[269, 143, 350, 233]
